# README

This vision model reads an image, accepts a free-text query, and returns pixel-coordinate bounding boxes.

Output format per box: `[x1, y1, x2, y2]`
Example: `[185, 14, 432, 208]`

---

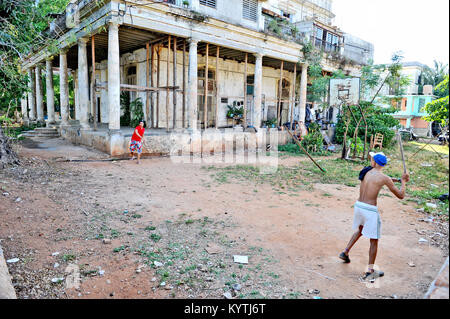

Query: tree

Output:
[0, 0, 70, 115]
[0, 0, 69, 168]
[423, 75, 449, 128]
[422, 60, 449, 88]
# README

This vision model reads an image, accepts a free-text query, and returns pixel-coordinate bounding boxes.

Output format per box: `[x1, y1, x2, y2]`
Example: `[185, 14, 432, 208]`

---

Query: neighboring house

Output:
[393, 94, 434, 136]
[375, 62, 435, 137]
[20, 0, 374, 155]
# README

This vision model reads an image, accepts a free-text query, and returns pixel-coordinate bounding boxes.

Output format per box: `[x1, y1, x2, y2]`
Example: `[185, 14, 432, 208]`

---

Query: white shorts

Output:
[352, 201, 382, 239]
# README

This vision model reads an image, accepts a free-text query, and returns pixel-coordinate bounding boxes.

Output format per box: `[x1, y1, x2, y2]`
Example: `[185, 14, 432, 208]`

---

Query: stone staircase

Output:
[21, 127, 60, 138]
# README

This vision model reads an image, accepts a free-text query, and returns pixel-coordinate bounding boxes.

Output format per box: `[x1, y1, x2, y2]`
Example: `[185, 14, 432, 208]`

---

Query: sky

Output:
[332, 0, 449, 68]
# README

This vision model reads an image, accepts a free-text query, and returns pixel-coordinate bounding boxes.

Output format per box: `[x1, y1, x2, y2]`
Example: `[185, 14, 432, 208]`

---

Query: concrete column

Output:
[187, 38, 199, 130]
[27, 68, 36, 121]
[100, 60, 109, 123]
[35, 64, 44, 123]
[59, 51, 70, 126]
[78, 37, 90, 129]
[299, 63, 308, 123]
[73, 72, 78, 120]
[45, 58, 55, 124]
[253, 53, 263, 128]
[108, 21, 121, 131]
[20, 96, 28, 120]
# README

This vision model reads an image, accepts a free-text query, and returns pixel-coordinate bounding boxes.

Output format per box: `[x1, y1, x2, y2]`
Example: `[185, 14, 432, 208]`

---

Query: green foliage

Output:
[301, 122, 325, 153]
[120, 92, 131, 126]
[226, 102, 244, 119]
[347, 136, 364, 154]
[0, 0, 70, 114]
[360, 59, 385, 99]
[422, 60, 449, 88]
[268, 19, 281, 36]
[130, 98, 144, 128]
[335, 102, 400, 147]
[279, 123, 328, 155]
[423, 76, 449, 126]
[264, 118, 277, 127]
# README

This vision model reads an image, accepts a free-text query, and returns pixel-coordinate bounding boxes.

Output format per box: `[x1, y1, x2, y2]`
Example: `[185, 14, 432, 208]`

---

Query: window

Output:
[314, 26, 340, 52]
[418, 98, 426, 113]
[200, 0, 216, 8]
[243, 0, 258, 22]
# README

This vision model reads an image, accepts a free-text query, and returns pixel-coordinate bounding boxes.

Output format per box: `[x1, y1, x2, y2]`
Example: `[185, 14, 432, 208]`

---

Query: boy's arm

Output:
[385, 173, 409, 199]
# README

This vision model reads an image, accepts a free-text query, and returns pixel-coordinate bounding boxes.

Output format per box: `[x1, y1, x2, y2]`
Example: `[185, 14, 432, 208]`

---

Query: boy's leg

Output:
[368, 239, 378, 272]
[137, 152, 141, 164]
[344, 225, 363, 255]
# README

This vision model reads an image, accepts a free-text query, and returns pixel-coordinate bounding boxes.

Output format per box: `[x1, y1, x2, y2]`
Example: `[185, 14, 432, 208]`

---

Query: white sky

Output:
[332, 0, 450, 67]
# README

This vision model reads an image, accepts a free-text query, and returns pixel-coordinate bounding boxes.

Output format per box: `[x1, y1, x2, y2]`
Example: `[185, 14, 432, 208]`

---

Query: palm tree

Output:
[422, 60, 449, 87]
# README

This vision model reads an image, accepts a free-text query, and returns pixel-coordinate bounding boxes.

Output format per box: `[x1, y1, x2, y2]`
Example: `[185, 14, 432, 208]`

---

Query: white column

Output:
[78, 38, 90, 129]
[253, 53, 263, 128]
[35, 63, 44, 123]
[60, 51, 70, 126]
[21, 96, 28, 120]
[73, 72, 79, 120]
[45, 58, 56, 124]
[299, 63, 308, 123]
[108, 21, 121, 131]
[100, 60, 109, 123]
[187, 38, 199, 130]
[27, 68, 36, 121]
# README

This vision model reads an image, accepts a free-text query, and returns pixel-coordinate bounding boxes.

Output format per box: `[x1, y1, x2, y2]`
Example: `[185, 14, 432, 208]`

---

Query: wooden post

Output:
[243, 52, 248, 129]
[166, 35, 171, 132]
[173, 37, 177, 129]
[204, 43, 209, 129]
[156, 45, 161, 128]
[151, 44, 155, 128]
[215, 45, 220, 129]
[277, 60, 284, 127]
[146, 42, 150, 128]
[290, 63, 297, 131]
[182, 40, 186, 128]
[91, 35, 97, 131]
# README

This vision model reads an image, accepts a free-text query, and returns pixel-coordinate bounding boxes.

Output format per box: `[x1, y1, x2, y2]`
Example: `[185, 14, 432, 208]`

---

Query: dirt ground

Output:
[0, 137, 448, 299]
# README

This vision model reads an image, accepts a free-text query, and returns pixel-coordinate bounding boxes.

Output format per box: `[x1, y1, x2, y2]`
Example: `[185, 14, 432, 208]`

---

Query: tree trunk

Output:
[0, 126, 19, 168]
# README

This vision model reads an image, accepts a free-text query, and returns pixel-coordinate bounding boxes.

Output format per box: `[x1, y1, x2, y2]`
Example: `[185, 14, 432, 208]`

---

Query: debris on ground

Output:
[233, 255, 248, 264]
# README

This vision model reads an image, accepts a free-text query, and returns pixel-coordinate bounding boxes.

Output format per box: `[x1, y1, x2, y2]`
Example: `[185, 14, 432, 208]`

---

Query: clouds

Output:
[332, 0, 449, 66]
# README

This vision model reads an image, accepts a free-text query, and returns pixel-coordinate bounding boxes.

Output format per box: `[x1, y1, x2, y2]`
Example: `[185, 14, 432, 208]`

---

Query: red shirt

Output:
[131, 126, 145, 142]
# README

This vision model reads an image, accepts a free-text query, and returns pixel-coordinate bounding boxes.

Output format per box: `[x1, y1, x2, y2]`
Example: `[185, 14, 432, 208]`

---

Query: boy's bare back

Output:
[359, 169, 408, 206]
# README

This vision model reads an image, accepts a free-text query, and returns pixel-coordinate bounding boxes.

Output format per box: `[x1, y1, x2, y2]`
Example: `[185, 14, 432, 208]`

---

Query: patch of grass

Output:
[62, 254, 76, 262]
[113, 246, 126, 253]
[145, 226, 156, 231]
[110, 229, 120, 238]
[131, 214, 143, 219]
[185, 219, 195, 225]
[150, 233, 162, 242]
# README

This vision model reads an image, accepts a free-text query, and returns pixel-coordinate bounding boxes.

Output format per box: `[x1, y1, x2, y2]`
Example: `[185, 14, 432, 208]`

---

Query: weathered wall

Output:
[93, 46, 297, 129]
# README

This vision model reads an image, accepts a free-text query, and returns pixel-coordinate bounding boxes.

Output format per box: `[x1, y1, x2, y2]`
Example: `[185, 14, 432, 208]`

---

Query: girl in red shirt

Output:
[129, 120, 145, 164]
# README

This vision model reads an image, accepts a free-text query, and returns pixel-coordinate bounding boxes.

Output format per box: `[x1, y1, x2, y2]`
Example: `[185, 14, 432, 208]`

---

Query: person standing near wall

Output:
[129, 120, 145, 164]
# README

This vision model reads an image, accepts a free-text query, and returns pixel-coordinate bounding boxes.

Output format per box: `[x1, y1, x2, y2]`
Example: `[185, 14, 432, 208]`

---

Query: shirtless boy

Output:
[339, 152, 410, 281]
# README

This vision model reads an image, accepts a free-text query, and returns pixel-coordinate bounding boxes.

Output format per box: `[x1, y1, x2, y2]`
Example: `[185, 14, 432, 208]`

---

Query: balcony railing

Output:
[162, 0, 188, 7]
[263, 16, 306, 45]
[312, 37, 339, 53]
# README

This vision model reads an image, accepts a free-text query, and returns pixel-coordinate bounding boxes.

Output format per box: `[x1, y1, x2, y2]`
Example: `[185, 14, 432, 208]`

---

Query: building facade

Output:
[21, 0, 374, 155]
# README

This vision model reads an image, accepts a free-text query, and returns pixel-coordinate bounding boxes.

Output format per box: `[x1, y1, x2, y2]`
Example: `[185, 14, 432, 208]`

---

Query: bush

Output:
[130, 98, 144, 128]
[302, 122, 325, 154]
[335, 102, 399, 148]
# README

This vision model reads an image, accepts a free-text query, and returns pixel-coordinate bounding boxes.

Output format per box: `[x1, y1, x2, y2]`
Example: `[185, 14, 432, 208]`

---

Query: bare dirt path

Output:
[0, 137, 447, 299]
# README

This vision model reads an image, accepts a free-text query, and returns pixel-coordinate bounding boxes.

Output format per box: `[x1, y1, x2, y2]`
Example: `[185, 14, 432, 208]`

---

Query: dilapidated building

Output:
[21, 0, 374, 155]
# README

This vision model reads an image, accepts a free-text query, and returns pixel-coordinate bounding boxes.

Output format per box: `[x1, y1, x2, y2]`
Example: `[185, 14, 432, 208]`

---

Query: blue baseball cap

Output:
[370, 152, 388, 167]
